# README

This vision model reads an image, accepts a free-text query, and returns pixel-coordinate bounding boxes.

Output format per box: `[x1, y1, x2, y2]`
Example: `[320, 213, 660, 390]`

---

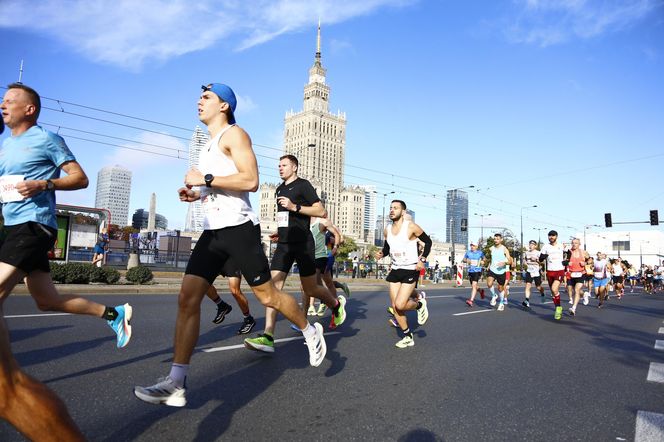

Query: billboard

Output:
[49, 214, 70, 261]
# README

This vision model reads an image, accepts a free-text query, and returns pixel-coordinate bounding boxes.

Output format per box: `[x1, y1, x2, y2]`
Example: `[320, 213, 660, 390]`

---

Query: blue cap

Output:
[202, 83, 237, 124]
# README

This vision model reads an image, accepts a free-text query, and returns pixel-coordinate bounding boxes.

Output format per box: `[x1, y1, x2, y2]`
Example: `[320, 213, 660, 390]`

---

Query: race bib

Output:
[0, 175, 25, 203]
[571, 271, 583, 278]
[469, 259, 479, 267]
[277, 211, 289, 228]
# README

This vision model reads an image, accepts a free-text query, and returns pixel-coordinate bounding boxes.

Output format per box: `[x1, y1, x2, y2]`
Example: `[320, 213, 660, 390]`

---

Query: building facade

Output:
[581, 229, 664, 267]
[446, 189, 469, 246]
[184, 126, 209, 232]
[95, 165, 132, 226]
[132, 209, 168, 230]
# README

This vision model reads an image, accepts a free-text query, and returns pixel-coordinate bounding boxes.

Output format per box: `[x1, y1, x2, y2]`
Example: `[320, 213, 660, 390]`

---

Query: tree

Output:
[336, 236, 357, 262]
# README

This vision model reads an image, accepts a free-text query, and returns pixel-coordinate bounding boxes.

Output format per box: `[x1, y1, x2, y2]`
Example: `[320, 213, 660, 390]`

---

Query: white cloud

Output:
[0, 0, 414, 70]
[506, 0, 661, 46]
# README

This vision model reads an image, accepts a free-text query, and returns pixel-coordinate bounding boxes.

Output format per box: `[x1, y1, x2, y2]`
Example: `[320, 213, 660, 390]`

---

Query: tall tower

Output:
[185, 126, 209, 232]
[95, 165, 132, 226]
[446, 189, 469, 246]
[147, 193, 156, 231]
[283, 22, 347, 222]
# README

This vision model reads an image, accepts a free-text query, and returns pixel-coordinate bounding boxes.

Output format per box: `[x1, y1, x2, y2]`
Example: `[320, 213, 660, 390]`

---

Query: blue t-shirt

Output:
[464, 250, 485, 273]
[0, 125, 76, 229]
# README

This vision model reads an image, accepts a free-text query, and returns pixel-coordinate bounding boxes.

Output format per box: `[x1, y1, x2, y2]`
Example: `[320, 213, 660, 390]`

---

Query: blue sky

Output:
[1, 0, 662, 244]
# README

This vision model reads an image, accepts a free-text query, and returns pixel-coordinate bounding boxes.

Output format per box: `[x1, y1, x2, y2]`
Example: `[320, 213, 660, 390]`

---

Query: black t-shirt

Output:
[276, 177, 320, 243]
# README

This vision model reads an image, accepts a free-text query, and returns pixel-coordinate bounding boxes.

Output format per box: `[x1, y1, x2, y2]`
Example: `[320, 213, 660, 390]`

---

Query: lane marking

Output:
[202, 331, 341, 353]
[646, 362, 664, 383]
[655, 340, 664, 351]
[453, 309, 495, 316]
[659, 328, 664, 334]
[635, 410, 664, 441]
[5, 313, 72, 319]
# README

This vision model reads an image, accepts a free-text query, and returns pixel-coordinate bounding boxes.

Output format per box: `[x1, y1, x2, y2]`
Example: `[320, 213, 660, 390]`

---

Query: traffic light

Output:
[460, 218, 468, 232]
[650, 210, 659, 226]
[604, 213, 612, 228]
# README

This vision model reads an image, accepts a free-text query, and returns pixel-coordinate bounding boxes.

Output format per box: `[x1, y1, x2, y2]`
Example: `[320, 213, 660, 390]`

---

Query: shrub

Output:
[126, 266, 153, 284]
[89, 266, 107, 283]
[50, 262, 67, 283]
[103, 267, 121, 284]
[64, 263, 94, 284]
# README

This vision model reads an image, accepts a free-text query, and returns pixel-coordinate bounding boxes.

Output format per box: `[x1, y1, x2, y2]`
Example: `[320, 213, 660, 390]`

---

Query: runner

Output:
[582, 253, 594, 305]
[375, 200, 431, 348]
[463, 242, 485, 307]
[486, 233, 513, 312]
[205, 258, 256, 335]
[243, 154, 346, 354]
[609, 257, 627, 300]
[91, 227, 109, 267]
[539, 230, 566, 320]
[593, 252, 610, 308]
[523, 240, 545, 308]
[0, 83, 129, 439]
[134, 83, 326, 407]
[627, 262, 638, 293]
[567, 239, 589, 316]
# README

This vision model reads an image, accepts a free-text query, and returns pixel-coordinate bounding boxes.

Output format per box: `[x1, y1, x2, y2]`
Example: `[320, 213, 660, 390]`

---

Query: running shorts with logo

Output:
[468, 271, 481, 283]
[185, 221, 270, 286]
[270, 234, 317, 277]
[488, 270, 506, 286]
[386, 268, 419, 284]
[219, 258, 242, 278]
[546, 270, 565, 287]
[0, 221, 57, 273]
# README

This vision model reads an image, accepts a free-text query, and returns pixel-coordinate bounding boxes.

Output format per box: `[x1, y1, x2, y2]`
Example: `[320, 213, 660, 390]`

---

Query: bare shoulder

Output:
[220, 125, 252, 153]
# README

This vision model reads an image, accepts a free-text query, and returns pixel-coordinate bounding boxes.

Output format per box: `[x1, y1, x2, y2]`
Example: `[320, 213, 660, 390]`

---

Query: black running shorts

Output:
[525, 272, 542, 286]
[468, 271, 481, 283]
[185, 221, 270, 286]
[0, 222, 57, 274]
[487, 270, 506, 286]
[270, 236, 317, 277]
[219, 258, 242, 278]
[314, 257, 328, 273]
[386, 268, 419, 284]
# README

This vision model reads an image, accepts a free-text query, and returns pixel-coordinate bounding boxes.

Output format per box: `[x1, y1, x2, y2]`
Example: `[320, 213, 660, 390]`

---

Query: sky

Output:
[1, 0, 663, 245]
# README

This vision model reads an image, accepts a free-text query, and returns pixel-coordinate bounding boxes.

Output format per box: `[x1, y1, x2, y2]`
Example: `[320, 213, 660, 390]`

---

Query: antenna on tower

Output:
[18, 60, 24, 83]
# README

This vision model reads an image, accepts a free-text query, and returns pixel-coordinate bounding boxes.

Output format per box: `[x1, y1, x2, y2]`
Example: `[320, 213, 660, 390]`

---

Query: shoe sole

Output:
[133, 388, 186, 407]
[308, 323, 327, 367]
[395, 340, 414, 348]
[118, 304, 132, 348]
[243, 340, 275, 353]
[417, 299, 428, 325]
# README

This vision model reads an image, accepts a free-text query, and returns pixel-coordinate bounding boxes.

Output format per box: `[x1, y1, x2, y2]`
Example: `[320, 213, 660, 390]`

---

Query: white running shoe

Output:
[497, 302, 505, 312]
[307, 306, 317, 316]
[304, 323, 326, 367]
[490, 295, 498, 306]
[395, 335, 414, 348]
[417, 298, 429, 325]
[134, 377, 186, 407]
[568, 299, 574, 305]
[583, 292, 590, 306]
[418, 290, 427, 300]
[569, 307, 576, 316]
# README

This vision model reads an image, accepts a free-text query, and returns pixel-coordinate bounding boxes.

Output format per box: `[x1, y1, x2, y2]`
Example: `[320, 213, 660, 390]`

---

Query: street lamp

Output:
[520, 205, 537, 270]
[583, 224, 601, 251]
[532, 227, 547, 246]
[474, 212, 491, 248]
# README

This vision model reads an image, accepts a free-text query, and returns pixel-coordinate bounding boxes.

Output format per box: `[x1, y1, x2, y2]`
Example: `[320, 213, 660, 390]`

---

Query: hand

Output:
[269, 232, 279, 243]
[277, 196, 294, 211]
[184, 169, 204, 187]
[416, 261, 424, 270]
[178, 187, 198, 202]
[332, 245, 339, 256]
[15, 180, 44, 198]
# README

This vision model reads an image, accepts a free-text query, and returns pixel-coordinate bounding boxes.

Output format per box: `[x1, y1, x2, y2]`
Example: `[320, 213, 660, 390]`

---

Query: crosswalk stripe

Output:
[646, 362, 664, 383]
[635, 410, 664, 441]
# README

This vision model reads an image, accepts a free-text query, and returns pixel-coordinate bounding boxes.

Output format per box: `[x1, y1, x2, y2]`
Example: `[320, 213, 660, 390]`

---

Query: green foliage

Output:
[126, 266, 154, 284]
[50, 262, 67, 283]
[89, 265, 107, 283]
[336, 236, 357, 261]
[64, 262, 94, 284]
[103, 267, 121, 284]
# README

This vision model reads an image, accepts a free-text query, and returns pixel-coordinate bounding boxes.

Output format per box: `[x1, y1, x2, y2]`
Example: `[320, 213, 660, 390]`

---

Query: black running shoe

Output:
[237, 316, 256, 335]
[212, 303, 233, 324]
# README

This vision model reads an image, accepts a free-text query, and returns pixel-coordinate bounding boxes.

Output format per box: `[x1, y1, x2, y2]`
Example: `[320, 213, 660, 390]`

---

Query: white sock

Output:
[499, 291, 505, 302]
[301, 323, 316, 338]
[169, 363, 189, 388]
[490, 287, 496, 296]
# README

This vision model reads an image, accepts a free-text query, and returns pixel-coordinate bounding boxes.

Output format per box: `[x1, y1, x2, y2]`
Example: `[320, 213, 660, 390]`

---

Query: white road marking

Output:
[655, 340, 664, 351]
[453, 309, 495, 316]
[635, 410, 664, 441]
[646, 362, 664, 383]
[4, 313, 72, 319]
[658, 328, 664, 334]
[202, 331, 341, 353]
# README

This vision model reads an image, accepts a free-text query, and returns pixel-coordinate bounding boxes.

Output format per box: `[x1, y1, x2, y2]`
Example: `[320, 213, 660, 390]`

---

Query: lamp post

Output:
[474, 212, 491, 248]
[520, 205, 537, 270]
[532, 227, 547, 246]
[583, 224, 601, 251]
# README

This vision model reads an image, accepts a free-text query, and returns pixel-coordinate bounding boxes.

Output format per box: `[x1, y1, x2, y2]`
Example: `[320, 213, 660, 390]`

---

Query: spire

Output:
[315, 19, 322, 65]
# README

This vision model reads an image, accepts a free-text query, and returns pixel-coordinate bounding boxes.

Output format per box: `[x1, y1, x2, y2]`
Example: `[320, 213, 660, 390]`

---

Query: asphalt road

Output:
[2, 285, 664, 441]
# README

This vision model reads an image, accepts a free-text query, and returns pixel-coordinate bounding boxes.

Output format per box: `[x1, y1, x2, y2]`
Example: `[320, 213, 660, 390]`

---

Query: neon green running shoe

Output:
[554, 306, 563, 321]
[387, 306, 396, 316]
[329, 295, 347, 329]
[244, 333, 275, 353]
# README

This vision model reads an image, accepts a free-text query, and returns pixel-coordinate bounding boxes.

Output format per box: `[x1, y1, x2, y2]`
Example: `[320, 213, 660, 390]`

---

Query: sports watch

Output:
[204, 174, 214, 188]
[46, 179, 55, 191]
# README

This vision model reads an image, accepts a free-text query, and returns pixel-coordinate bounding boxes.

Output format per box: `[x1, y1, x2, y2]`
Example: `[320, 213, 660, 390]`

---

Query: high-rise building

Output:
[337, 186, 365, 241]
[446, 189, 469, 246]
[95, 165, 132, 226]
[283, 23, 347, 223]
[185, 126, 209, 232]
[360, 185, 377, 244]
[132, 209, 168, 230]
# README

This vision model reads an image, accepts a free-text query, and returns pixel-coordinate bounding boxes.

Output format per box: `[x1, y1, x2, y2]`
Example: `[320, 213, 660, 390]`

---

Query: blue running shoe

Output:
[108, 303, 132, 348]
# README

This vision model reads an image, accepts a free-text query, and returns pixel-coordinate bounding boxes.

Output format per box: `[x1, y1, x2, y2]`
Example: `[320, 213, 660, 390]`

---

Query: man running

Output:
[567, 239, 590, 316]
[523, 240, 545, 308]
[540, 230, 566, 320]
[244, 154, 346, 353]
[134, 83, 326, 407]
[0, 83, 132, 439]
[593, 252, 610, 308]
[205, 258, 256, 334]
[463, 242, 485, 307]
[486, 233, 513, 312]
[609, 257, 627, 299]
[376, 200, 431, 348]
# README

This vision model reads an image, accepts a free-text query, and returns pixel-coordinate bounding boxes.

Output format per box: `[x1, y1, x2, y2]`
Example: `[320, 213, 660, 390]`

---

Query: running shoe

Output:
[490, 294, 498, 306]
[108, 303, 132, 348]
[522, 300, 530, 308]
[387, 306, 396, 316]
[417, 298, 429, 325]
[395, 335, 414, 348]
[582, 293, 590, 306]
[304, 323, 326, 367]
[307, 305, 317, 316]
[289, 323, 300, 332]
[329, 295, 347, 330]
[480, 289, 485, 299]
[497, 302, 505, 312]
[213, 303, 233, 324]
[388, 318, 399, 327]
[418, 291, 427, 300]
[554, 306, 563, 320]
[568, 299, 573, 305]
[465, 299, 473, 308]
[341, 282, 351, 299]
[244, 333, 275, 353]
[134, 377, 186, 407]
[317, 303, 327, 317]
[237, 316, 256, 335]
[569, 307, 576, 316]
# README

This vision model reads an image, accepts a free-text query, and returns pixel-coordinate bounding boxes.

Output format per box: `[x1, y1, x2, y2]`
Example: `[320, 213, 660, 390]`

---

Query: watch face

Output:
[204, 174, 213, 181]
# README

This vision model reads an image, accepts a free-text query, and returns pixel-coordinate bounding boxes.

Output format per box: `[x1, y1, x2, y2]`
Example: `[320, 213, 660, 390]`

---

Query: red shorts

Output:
[546, 270, 565, 287]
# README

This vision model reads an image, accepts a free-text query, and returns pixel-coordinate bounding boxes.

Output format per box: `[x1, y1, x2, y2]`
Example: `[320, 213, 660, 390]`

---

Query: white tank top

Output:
[198, 125, 259, 230]
[387, 220, 418, 270]
[612, 262, 624, 276]
[593, 259, 607, 279]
